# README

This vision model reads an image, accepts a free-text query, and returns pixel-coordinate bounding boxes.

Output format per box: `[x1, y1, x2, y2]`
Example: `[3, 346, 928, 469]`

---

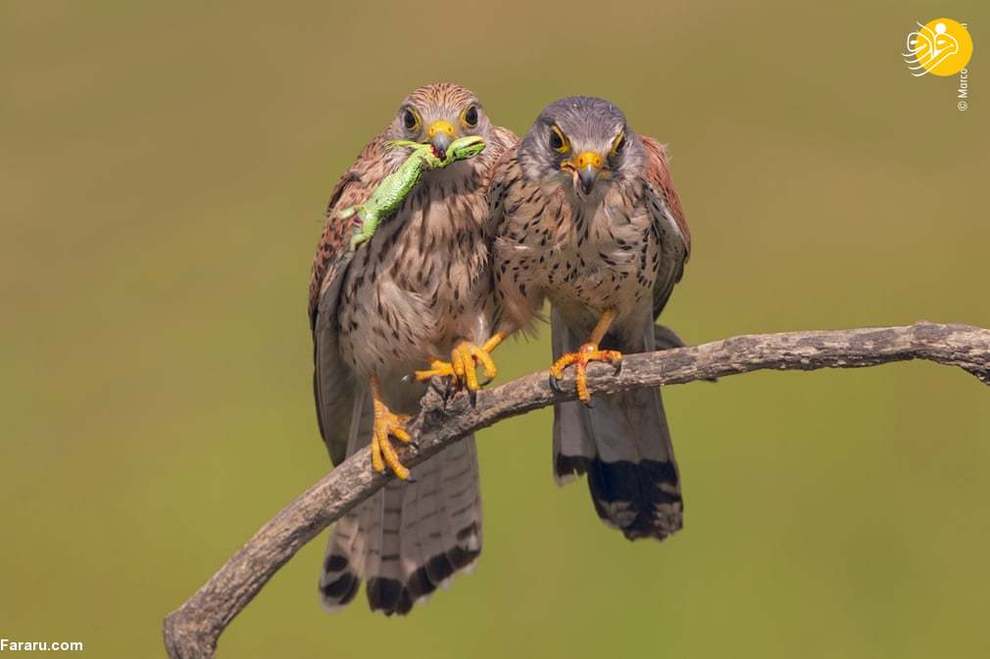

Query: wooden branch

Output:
[163, 322, 990, 658]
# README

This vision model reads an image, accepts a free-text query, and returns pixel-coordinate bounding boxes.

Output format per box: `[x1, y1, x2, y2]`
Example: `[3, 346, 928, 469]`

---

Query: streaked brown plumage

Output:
[309, 82, 516, 614]
[489, 96, 690, 541]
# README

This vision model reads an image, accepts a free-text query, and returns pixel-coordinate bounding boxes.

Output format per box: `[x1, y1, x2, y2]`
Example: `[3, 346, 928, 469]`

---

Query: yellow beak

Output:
[426, 119, 456, 156]
[426, 119, 456, 140]
[572, 151, 604, 194]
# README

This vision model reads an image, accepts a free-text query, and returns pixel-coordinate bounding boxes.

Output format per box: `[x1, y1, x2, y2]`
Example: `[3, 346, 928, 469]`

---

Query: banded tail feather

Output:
[319, 412, 483, 615]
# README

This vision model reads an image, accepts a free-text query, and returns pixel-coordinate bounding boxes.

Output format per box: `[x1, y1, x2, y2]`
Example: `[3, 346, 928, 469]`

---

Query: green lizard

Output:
[340, 135, 486, 250]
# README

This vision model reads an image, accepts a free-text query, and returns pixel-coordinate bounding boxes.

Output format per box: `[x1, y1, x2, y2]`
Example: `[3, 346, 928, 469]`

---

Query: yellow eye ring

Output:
[401, 107, 421, 133]
[549, 126, 570, 154]
[461, 105, 479, 129]
[610, 131, 626, 158]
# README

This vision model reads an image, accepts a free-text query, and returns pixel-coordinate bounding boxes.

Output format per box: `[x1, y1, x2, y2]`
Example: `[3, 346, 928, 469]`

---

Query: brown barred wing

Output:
[310, 135, 393, 465]
[640, 136, 690, 319]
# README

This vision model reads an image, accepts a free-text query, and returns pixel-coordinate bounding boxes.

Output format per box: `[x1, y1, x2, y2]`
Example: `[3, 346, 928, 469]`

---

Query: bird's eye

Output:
[549, 126, 569, 154]
[610, 131, 626, 158]
[461, 105, 479, 128]
[402, 109, 420, 131]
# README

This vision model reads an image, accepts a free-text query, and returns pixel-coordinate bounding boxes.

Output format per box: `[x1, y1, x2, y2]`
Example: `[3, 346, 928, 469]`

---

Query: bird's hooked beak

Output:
[565, 151, 604, 196]
[426, 119, 456, 160]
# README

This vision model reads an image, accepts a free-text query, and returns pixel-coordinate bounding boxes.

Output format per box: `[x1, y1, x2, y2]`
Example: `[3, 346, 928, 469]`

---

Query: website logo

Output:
[903, 18, 973, 77]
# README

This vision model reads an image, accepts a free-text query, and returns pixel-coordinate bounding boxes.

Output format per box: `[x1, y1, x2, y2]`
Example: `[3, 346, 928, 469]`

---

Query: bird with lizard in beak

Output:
[309, 82, 516, 614]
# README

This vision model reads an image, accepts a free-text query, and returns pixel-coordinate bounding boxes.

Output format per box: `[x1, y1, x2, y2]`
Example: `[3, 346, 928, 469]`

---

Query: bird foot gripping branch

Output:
[340, 136, 487, 251]
[549, 309, 623, 405]
[415, 333, 506, 393]
[549, 343, 623, 404]
[369, 376, 414, 480]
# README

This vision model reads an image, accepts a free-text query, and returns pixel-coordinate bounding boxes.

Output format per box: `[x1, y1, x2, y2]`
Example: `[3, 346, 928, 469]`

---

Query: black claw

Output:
[468, 388, 478, 407]
[548, 374, 562, 393]
[430, 377, 450, 398]
[614, 360, 623, 374]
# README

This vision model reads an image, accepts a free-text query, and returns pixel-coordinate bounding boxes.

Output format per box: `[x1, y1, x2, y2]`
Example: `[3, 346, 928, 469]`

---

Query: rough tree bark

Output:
[163, 322, 989, 659]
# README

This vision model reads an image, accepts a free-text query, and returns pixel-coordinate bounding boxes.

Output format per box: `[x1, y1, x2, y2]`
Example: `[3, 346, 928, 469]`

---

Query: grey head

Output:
[518, 96, 647, 197]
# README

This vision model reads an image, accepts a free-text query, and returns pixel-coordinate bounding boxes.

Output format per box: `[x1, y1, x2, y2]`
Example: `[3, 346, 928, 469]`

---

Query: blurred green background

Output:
[2, 1, 988, 657]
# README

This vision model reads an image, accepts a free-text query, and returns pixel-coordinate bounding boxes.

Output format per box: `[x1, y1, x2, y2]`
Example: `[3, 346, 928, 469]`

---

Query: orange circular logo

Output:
[903, 18, 974, 77]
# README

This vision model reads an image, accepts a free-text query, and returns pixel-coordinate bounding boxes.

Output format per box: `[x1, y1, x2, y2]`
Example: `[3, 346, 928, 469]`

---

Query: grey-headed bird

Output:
[488, 96, 690, 540]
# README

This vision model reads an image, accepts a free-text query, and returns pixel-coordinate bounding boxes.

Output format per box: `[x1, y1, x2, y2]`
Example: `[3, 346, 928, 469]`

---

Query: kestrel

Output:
[309, 83, 516, 614]
[488, 96, 690, 540]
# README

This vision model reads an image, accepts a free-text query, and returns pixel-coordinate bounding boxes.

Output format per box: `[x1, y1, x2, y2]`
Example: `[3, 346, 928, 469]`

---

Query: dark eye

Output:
[462, 105, 479, 128]
[549, 126, 569, 153]
[402, 109, 419, 131]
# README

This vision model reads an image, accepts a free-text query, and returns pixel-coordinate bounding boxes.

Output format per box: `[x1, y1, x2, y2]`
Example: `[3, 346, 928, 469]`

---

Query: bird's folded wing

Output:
[640, 136, 690, 319]
[309, 135, 393, 465]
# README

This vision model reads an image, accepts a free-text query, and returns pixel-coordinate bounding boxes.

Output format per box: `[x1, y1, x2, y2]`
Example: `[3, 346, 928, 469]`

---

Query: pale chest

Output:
[336, 180, 492, 376]
[524, 198, 658, 315]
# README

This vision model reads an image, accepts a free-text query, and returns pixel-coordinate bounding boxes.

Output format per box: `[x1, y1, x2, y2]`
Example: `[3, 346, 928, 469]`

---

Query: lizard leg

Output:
[549, 310, 623, 405]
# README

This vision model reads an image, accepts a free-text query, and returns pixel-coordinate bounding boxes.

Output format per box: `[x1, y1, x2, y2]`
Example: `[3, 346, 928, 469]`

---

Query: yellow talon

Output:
[414, 339, 498, 391]
[369, 376, 412, 480]
[549, 310, 623, 404]
[550, 343, 623, 404]
[414, 359, 456, 379]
